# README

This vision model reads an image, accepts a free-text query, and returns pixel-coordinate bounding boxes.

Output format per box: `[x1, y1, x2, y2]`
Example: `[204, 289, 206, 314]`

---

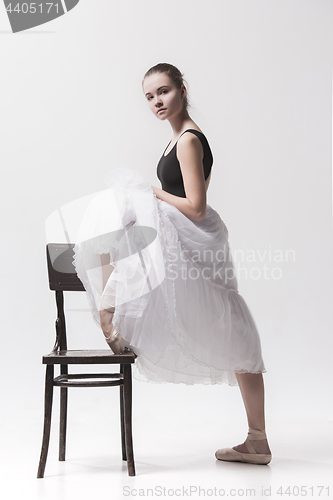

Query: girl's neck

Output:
[168, 109, 195, 137]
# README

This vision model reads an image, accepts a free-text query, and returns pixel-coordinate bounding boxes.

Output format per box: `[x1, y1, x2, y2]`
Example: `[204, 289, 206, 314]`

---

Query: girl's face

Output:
[143, 72, 185, 121]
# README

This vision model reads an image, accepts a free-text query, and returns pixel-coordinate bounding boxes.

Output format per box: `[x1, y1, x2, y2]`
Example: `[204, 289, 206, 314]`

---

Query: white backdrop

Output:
[1, 0, 333, 483]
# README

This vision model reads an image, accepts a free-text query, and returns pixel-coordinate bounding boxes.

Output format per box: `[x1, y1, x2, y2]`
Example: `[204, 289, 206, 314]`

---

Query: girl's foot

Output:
[215, 428, 272, 465]
[99, 308, 125, 354]
[233, 431, 271, 455]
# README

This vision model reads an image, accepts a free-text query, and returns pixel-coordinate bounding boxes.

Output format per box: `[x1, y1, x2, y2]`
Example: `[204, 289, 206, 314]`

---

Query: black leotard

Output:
[156, 129, 213, 198]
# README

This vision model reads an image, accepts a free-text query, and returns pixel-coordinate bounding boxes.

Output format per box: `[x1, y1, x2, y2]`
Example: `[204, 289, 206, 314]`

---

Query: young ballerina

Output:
[74, 63, 272, 465]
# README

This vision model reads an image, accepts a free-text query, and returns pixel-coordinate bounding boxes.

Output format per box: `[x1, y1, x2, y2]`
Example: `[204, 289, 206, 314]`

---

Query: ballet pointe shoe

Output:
[215, 428, 272, 465]
[105, 327, 125, 354]
[105, 329, 138, 357]
[100, 307, 125, 354]
[99, 307, 137, 356]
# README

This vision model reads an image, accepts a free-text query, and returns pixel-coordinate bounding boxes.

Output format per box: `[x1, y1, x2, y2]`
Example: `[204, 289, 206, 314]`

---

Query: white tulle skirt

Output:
[73, 167, 266, 386]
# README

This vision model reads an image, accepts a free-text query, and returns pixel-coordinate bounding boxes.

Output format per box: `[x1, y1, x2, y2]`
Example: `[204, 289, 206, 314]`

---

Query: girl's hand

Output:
[151, 185, 160, 198]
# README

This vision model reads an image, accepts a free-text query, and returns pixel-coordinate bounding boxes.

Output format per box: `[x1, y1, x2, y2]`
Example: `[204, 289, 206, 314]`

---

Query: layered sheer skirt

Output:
[73, 168, 266, 386]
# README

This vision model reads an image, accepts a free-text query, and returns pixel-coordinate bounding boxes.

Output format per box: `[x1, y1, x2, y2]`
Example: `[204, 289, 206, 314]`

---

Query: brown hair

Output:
[142, 63, 190, 111]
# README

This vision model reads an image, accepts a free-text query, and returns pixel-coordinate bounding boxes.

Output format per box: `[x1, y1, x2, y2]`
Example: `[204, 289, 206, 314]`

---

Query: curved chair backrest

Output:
[46, 243, 85, 292]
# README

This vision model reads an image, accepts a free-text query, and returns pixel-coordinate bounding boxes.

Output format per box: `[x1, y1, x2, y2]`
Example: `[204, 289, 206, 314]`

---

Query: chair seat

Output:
[43, 349, 136, 365]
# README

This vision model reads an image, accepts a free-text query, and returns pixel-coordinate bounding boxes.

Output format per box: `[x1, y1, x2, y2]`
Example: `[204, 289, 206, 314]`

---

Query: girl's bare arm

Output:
[151, 134, 206, 222]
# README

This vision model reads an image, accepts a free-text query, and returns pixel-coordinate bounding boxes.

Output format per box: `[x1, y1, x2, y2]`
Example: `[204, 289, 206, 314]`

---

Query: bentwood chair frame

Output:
[37, 243, 136, 478]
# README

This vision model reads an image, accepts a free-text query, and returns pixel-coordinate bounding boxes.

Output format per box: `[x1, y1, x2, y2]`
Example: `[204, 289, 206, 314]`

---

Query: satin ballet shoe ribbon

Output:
[215, 428, 272, 465]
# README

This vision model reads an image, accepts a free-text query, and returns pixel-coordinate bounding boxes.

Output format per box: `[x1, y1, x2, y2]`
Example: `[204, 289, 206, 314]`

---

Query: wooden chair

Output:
[37, 243, 136, 478]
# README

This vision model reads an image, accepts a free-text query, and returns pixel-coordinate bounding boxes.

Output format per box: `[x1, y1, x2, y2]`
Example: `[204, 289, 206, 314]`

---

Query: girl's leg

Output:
[100, 253, 115, 291]
[232, 372, 271, 455]
[99, 253, 125, 353]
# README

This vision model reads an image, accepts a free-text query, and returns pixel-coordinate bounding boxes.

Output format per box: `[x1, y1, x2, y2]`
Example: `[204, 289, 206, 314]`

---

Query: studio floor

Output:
[1, 378, 332, 500]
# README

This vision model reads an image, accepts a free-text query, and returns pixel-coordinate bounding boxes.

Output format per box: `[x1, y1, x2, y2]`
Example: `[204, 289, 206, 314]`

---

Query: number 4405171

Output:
[5, 3, 60, 14]
[277, 486, 330, 496]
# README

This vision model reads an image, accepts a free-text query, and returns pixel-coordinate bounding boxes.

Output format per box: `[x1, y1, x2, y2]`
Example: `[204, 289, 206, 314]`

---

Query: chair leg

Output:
[119, 364, 127, 461]
[123, 364, 135, 476]
[59, 387, 68, 461]
[37, 364, 54, 478]
[59, 364, 68, 461]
